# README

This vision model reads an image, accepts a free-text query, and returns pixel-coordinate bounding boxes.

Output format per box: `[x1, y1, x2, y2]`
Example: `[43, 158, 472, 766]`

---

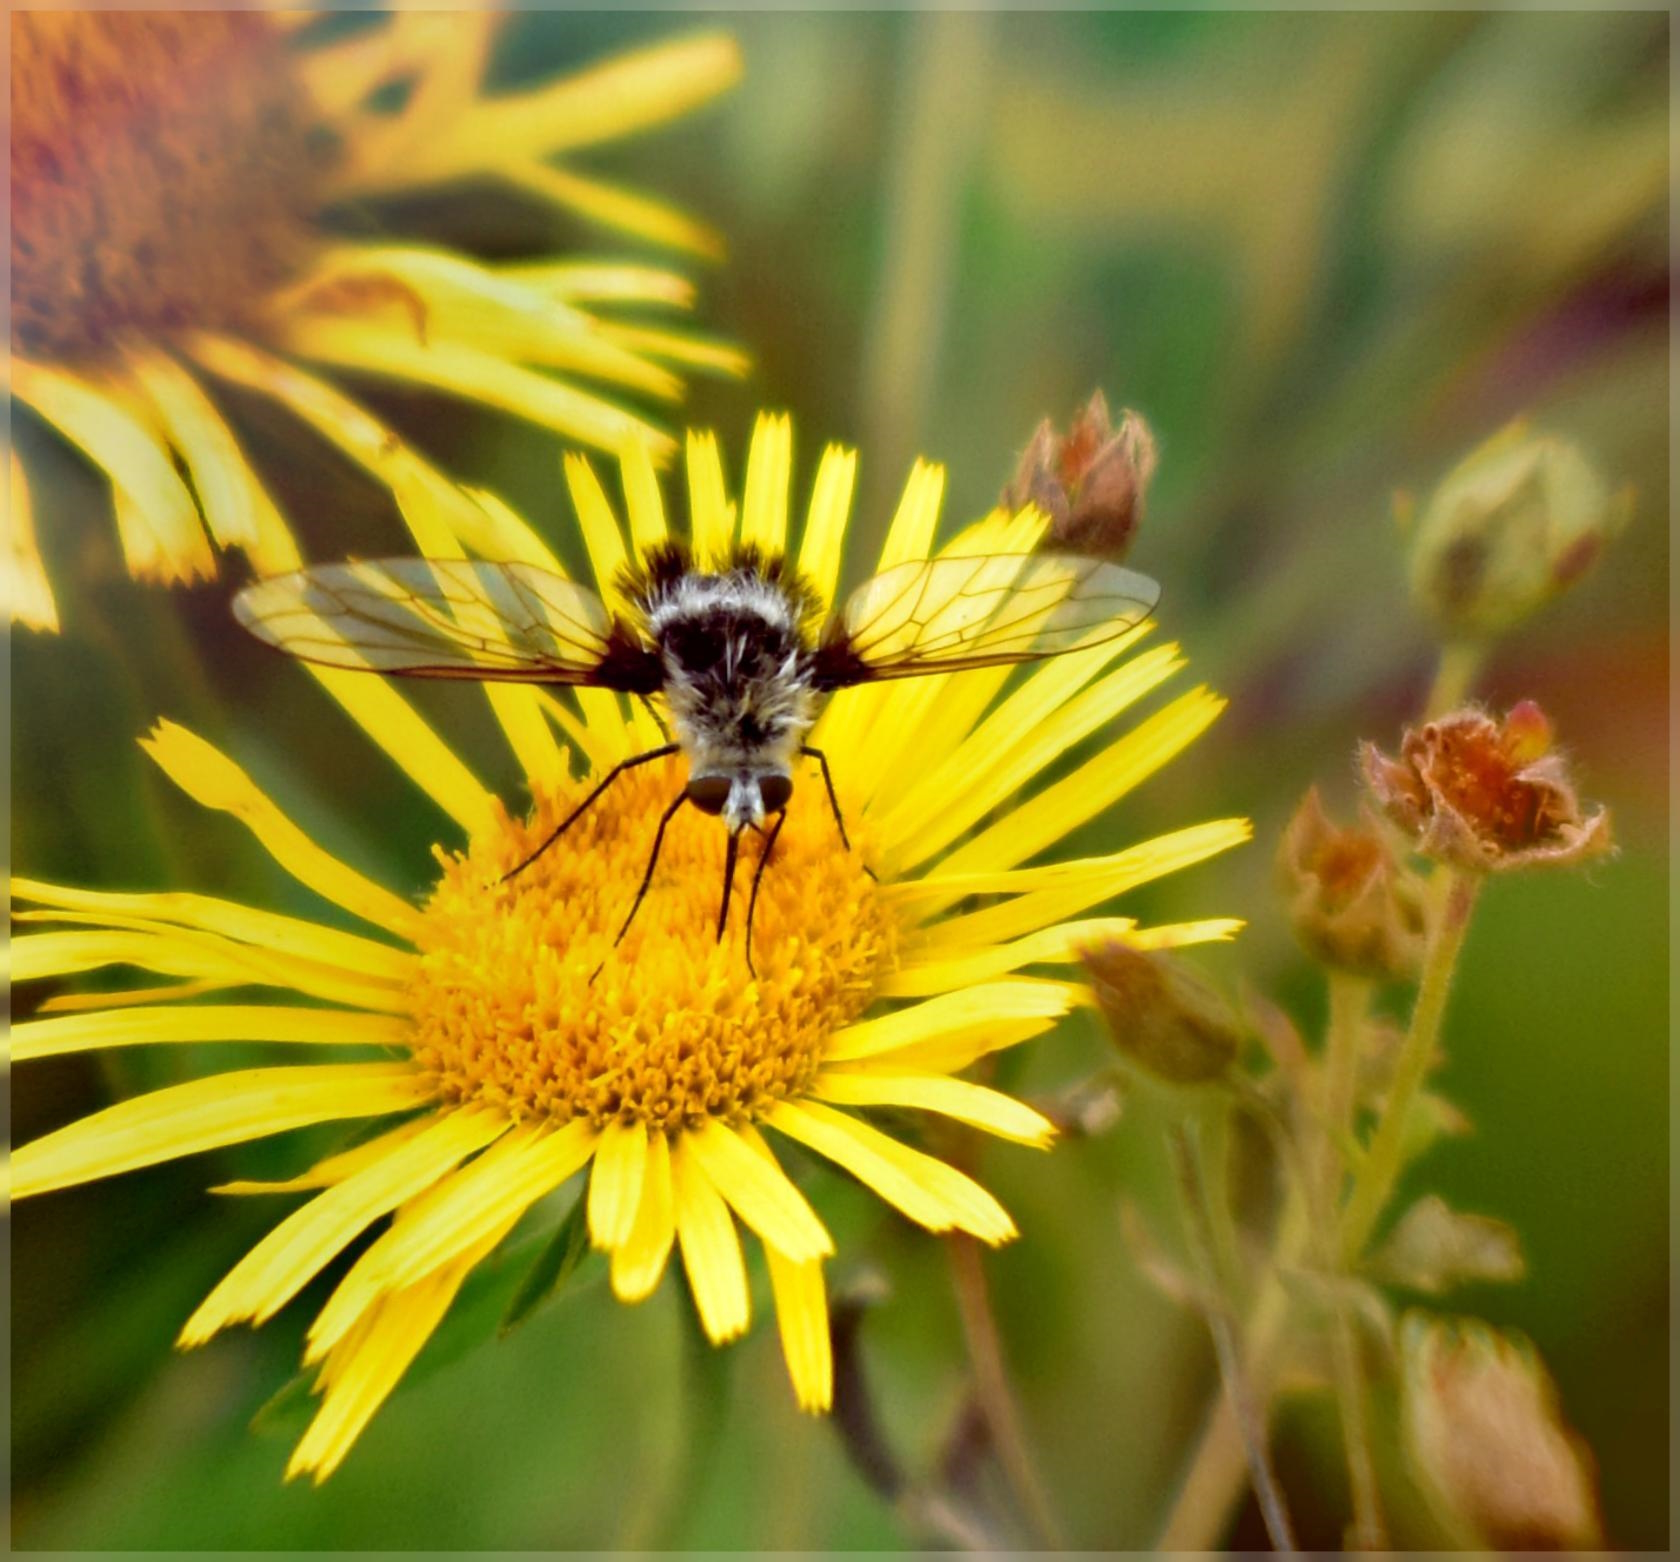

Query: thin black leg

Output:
[612, 788, 690, 947]
[744, 810, 786, 979]
[716, 831, 741, 940]
[636, 693, 672, 742]
[500, 742, 678, 884]
[800, 744, 876, 881]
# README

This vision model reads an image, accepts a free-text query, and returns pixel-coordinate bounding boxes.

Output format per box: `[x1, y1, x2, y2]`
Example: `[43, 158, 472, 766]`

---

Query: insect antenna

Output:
[745, 811, 787, 979]
[589, 787, 689, 983]
[501, 743, 678, 885]
[717, 832, 741, 941]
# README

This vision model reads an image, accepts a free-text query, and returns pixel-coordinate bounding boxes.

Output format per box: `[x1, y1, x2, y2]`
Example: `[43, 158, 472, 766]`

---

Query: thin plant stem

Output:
[1340, 868, 1482, 1263]
[1199, 1095, 1247, 1302]
[946, 1232, 1066, 1549]
[1316, 973, 1387, 1548]
[1423, 640, 1485, 718]
[1166, 1119, 1299, 1555]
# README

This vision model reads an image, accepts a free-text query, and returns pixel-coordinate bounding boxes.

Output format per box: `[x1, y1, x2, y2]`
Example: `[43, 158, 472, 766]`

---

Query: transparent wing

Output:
[233, 559, 657, 687]
[818, 553, 1159, 685]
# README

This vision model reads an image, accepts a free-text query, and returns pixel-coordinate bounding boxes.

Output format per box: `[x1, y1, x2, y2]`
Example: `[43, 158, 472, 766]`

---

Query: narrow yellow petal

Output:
[883, 916, 1137, 998]
[11, 1063, 433, 1198]
[499, 161, 725, 259]
[282, 318, 675, 461]
[887, 644, 1184, 866]
[923, 689, 1229, 880]
[504, 261, 695, 309]
[563, 451, 631, 605]
[597, 323, 748, 379]
[914, 819, 1255, 945]
[11, 1004, 408, 1063]
[1127, 918, 1248, 950]
[588, 1118, 649, 1251]
[767, 1100, 1015, 1244]
[876, 459, 945, 571]
[611, 1131, 675, 1302]
[796, 444, 857, 612]
[823, 981, 1072, 1064]
[671, 1135, 750, 1343]
[738, 412, 792, 555]
[39, 979, 224, 1015]
[685, 430, 736, 567]
[455, 485, 567, 572]
[813, 1071, 1056, 1148]
[6, 451, 59, 631]
[212, 1118, 434, 1196]
[122, 348, 262, 553]
[179, 1110, 504, 1345]
[139, 720, 420, 939]
[328, 1121, 597, 1311]
[11, 879, 415, 984]
[620, 439, 669, 557]
[764, 1244, 832, 1414]
[684, 1119, 832, 1263]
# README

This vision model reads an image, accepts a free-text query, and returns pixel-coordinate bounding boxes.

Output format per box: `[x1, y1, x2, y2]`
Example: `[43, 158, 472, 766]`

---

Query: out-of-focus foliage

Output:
[13, 10, 1667, 1549]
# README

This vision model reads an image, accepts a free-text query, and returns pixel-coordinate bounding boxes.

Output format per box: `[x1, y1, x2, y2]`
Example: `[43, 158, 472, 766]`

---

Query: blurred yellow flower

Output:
[11, 415, 1248, 1481]
[8, 11, 744, 631]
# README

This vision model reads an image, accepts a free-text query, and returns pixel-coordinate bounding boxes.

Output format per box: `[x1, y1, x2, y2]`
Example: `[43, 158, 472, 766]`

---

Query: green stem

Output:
[1340, 869, 1482, 1264]
[1316, 975, 1387, 1548]
[1166, 1121, 1299, 1555]
[946, 1232, 1065, 1549]
[1423, 640, 1486, 719]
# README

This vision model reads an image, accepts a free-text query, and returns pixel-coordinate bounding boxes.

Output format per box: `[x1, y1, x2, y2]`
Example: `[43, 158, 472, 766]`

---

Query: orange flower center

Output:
[11, 13, 331, 360]
[408, 757, 897, 1133]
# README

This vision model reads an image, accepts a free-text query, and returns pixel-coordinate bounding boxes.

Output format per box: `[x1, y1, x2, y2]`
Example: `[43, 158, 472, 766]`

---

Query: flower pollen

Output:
[12, 13, 331, 359]
[410, 757, 896, 1132]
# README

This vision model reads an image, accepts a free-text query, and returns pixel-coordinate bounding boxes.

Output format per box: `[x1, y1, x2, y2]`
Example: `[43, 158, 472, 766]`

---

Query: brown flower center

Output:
[11, 13, 331, 360]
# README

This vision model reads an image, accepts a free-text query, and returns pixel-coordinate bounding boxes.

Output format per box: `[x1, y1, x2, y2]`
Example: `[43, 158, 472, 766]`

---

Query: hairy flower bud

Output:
[1277, 787, 1427, 981]
[1362, 702, 1612, 873]
[1079, 940, 1240, 1085]
[1006, 390, 1158, 562]
[1400, 1313, 1604, 1548]
[1404, 421, 1631, 639]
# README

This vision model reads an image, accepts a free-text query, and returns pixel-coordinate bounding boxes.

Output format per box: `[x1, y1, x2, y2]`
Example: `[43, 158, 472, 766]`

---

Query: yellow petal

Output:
[796, 444, 857, 612]
[683, 1118, 832, 1264]
[739, 412, 792, 555]
[764, 1244, 832, 1414]
[876, 459, 945, 571]
[671, 1135, 749, 1343]
[12, 356, 209, 582]
[611, 1131, 675, 1302]
[179, 1109, 504, 1345]
[823, 981, 1072, 1064]
[12, 1062, 433, 1198]
[139, 720, 420, 939]
[281, 317, 674, 461]
[883, 916, 1138, 998]
[813, 1071, 1056, 1148]
[766, 1100, 1015, 1244]
[11, 878, 414, 985]
[11, 1004, 408, 1063]
[500, 161, 725, 259]
[503, 261, 695, 309]
[619, 438, 669, 557]
[597, 323, 748, 379]
[924, 688, 1229, 879]
[587, 1118, 649, 1251]
[6, 451, 59, 631]
[685, 429, 736, 567]
[212, 1118, 434, 1196]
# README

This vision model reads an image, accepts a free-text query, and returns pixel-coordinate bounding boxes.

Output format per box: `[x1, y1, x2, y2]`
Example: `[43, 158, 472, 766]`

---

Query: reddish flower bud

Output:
[1005, 390, 1158, 562]
[1362, 704, 1612, 873]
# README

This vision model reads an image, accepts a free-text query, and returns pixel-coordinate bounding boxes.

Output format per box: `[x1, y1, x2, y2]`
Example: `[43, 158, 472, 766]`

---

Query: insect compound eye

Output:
[686, 775, 731, 815]
[759, 774, 793, 815]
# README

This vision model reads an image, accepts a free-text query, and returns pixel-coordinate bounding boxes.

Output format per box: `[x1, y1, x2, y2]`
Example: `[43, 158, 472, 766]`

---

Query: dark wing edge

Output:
[232, 559, 663, 692]
[810, 553, 1159, 690]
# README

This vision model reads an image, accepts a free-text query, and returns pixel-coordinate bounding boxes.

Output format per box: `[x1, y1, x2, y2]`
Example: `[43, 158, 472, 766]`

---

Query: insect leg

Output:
[716, 831, 741, 941]
[745, 810, 787, 979]
[500, 742, 679, 884]
[636, 693, 673, 742]
[611, 788, 690, 949]
[800, 744, 876, 879]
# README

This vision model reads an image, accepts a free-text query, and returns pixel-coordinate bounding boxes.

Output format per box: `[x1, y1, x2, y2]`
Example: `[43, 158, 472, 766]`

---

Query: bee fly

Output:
[234, 541, 1158, 972]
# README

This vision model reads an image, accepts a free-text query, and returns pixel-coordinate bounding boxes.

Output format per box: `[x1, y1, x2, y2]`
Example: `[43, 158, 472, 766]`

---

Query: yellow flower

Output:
[8, 11, 744, 631]
[11, 415, 1249, 1482]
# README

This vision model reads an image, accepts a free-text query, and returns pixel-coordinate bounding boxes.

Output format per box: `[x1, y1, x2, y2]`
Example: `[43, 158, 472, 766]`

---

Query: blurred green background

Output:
[12, 9, 1669, 1550]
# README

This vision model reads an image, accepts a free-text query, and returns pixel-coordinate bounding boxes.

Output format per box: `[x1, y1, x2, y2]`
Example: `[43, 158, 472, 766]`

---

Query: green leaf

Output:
[500, 1194, 593, 1337]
